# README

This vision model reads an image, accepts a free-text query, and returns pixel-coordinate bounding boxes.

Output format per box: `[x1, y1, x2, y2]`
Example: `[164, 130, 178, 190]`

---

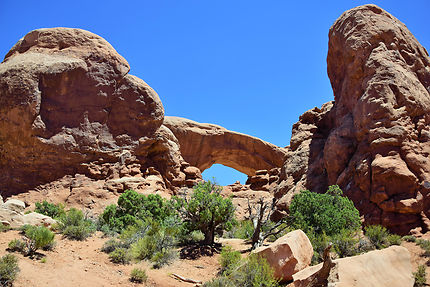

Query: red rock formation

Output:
[0, 28, 190, 195]
[163, 116, 288, 176]
[275, 5, 430, 234]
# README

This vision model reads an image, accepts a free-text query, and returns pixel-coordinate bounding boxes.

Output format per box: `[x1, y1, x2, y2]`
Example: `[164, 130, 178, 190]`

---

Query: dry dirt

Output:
[0, 231, 250, 287]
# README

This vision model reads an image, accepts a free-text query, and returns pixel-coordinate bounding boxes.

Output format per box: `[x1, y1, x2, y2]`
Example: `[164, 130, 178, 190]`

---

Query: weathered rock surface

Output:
[164, 116, 288, 176]
[274, 4, 430, 234]
[289, 246, 413, 287]
[0, 28, 193, 196]
[253, 230, 313, 282]
[0, 198, 56, 228]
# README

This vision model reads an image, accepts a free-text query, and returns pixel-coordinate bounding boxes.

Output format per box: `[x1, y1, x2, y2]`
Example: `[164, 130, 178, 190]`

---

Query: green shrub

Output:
[414, 264, 427, 287]
[58, 208, 95, 240]
[8, 239, 25, 253]
[0, 254, 19, 287]
[101, 238, 124, 254]
[364, 225, 390, 249]
[40, 257, 47, 264]
[331, 229, 359, 258]
[224, 220, 254, 240]
[130, 267, 147, 283]
[99, 190, 174, 233]
[307, 231, 330, 265]
[172, 181, 235, 245]
[387, 234, 402, 246]
[131, 236, 156, 261]
[402, 235, 417, 243]
[0, 224, 11, 233]
[204, 254, 278, 287]
[416, 239, 430, 257]
[290, 185, 361, 236]
[220, 246, 241, 275]
[108, 248, 132, 264]
[151, 249, 178, 269]
[34, 201, 65, 219]
[24, 225, 55, 256]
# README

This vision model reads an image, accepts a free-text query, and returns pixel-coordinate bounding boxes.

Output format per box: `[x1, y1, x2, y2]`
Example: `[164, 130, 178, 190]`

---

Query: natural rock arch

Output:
[163, 116, 288, 176]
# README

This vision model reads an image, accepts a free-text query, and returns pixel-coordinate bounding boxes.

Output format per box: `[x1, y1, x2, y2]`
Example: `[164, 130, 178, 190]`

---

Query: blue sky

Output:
[1, 1, 429, 185]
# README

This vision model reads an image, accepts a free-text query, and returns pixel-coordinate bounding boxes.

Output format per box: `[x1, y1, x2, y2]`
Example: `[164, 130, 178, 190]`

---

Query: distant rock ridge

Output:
[274, 4, 430, 234]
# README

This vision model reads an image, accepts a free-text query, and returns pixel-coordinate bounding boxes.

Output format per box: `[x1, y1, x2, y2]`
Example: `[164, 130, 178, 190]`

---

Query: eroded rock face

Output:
[0, 28, 188, 195]
[275, 5, 430, 234]
[164, 116, 288, 176]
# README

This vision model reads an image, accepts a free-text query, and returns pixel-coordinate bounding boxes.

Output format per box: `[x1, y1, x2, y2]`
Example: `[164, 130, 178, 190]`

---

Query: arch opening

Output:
[201, 164, 247, 186]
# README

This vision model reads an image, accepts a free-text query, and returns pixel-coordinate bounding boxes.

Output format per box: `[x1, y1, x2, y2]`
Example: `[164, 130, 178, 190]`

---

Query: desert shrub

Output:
[58, 208, 95, 240]
[99, 190, 174, 233]
[130, 267, 147, 283]
[364, 225, 390, 249]
[416, 239, 430, 257]
[219, 246, 241, 275]
[331, 229, 359, 258]
[151, 249, 178, 269]
[0, 224, 11, 233]
[387, 234, 402, 246]
[8, 239, 25, 253]
[0, 254, 19, 287]
[108, 247, 132, 264]
[40, 257, 47, 263]
[172, 181, 235, 245]
[24, 225, 55, 256]
[403, 235, 417, 243]
[34, 201, 65, 219]
[414, 264, 427, 287]
[357, 236, 375, 253]
[101, 238, 124, 254]
[129, 219, 178, 267]
[224, 220, 254, 240]
[307, 231, 330, 265]
[204, 254, 278, 287]
[290, 185, 361, 236]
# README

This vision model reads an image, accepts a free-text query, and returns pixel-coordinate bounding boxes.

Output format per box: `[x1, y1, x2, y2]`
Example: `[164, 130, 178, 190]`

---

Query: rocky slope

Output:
[274, 4, 430, 234]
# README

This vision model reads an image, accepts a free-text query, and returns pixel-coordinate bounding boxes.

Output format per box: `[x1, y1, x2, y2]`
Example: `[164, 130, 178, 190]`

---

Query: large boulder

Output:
[253, 229, 313, 282]
[0, 28, 192, 196]
[289, 246, 413, 287]
[274, 4, 430, 234]
[164, 116, 287, 176]
[0, 198, 56, 228]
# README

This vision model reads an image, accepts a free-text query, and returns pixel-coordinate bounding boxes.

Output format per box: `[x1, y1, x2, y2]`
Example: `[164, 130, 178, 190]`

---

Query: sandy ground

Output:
[2, 228, 430, 286]
[0, 231, 250, 287]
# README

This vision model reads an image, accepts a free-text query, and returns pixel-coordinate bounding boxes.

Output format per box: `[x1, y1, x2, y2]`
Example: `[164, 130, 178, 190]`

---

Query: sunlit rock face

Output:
[274, 4, 430, 234]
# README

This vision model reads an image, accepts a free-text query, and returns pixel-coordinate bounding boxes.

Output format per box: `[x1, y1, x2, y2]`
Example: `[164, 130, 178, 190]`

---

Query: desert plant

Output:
[290, 185, 361, 236]
[0, 224, 11, 233]
[417, 239, 430, 257]
[219, 246, 241, 275]
[364, 225, 390, 249]
[108, 247, 132, 264]
[40, 257, 47, 263]
[151, 249, 178, 269]
[224, 220, 254, 240]
[23, 225, 55, 256]
[130, 267, 147, 283]
[387, 234, 402, 246]
[34, 201, 65, 219]
[172, 181, 235, 245]
[414, 264, 427, 287]
[100, 190, 174, 233]
[204, 254, 278, 287]
[58, 208, 95, 240]
[0, 254, 19, 287]
[101, 238, 124, 254]
[403, 235, 417, 243]
[7, 239, 25, 253]
[331, 229, 359, 258]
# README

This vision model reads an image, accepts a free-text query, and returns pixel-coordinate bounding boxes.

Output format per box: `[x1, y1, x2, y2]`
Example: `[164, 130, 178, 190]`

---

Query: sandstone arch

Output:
[163, 116, 288, 176]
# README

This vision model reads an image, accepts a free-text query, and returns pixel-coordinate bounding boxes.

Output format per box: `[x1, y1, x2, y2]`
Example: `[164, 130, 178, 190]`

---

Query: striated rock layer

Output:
[274, 5, 430, 234]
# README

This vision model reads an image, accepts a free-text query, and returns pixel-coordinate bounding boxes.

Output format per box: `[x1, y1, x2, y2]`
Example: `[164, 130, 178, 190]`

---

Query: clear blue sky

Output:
[1, 1, 429, 185]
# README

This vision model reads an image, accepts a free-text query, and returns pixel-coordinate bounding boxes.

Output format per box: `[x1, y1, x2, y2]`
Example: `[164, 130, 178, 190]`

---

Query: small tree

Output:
[289, 185, 361, 236]
[173, 181, 235, 245]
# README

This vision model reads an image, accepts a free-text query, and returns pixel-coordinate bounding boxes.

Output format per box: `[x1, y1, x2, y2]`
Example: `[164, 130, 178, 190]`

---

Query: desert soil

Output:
[0, 231, 249, 287]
